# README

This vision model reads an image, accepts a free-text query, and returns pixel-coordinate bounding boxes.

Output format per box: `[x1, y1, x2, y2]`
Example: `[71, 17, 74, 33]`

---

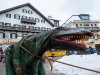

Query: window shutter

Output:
[14, 14, 16, 19]
[19, 15, 20, 19]
[32, 18, 34, 20]
[14, 14, 20, 19]
[14, 24, 16, 26]
[38, 19, 40, 22]
[22, 9, 27, 13]
[3, 33, 5, 38]
[22, 9, 24, 13]
[3, 22, 4, 25]
[16, 34, 17, 38]
[6, 14, 8, 17]
[28, 10, 33, 14]
[97, 34, 99, 38]
[29, 17, 33, 20]
[0, 22, 4, 25]
[76, 24, 78, 27]
[22, 16, 27, 19]
[10, 34, 12, 38]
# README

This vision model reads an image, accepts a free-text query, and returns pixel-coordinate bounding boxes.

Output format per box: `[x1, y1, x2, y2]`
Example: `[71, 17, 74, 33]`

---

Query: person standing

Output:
[0, 48, 3, 62]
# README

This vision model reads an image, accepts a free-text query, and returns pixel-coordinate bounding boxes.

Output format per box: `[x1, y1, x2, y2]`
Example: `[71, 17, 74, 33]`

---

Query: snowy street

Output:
[53, 53, 100, 75]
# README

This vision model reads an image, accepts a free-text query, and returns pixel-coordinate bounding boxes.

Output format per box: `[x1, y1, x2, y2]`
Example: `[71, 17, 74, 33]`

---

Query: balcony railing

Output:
[0, 25, 49, 33]
[78, 27, 100, 31]
[21, 18, 36, 25]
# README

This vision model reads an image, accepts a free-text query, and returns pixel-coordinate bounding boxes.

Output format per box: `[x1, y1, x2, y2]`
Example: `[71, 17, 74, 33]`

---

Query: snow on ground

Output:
[53, 53, 100, 75]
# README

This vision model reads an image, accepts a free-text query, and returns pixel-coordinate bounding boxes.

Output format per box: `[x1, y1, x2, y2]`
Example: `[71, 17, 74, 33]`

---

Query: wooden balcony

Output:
[0, 25, 48, 33]
[21, 18, 36, 25]
[78, 27, 100, 31]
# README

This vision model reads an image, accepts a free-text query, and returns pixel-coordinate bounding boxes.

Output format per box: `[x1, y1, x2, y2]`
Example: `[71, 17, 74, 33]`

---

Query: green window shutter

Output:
[28, 10, 33, 14]
[13, 24, 16, 26]
[14, 14, 16, 19]
[33, 18, 34, 20]
[29, 17, 33, 20]
[14, 14, 20, 19]
[0, 22, 4, 25]
[22, 16, 27, 18]
[5, 23, 11, 26]
[22, 9, 24, 13]
[41, 20, 45, 23]
[2, 22, 4, 25]
[6, 13, 11, 18]
[38, 19, 40, 22]
[15, 34, 17, 38]
[35, 18, 39, 22]
[10, 34, 12, 38]
[6, 14, 8, 17]
[18, 15, 20, 19]
[3, 33, 5, 38]
[9, 14, 11, 18]
[22, 9, 27, 13]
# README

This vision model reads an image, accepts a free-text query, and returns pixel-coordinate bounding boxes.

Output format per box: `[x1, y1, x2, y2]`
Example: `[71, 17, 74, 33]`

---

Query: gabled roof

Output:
[0, 3, 55, 26]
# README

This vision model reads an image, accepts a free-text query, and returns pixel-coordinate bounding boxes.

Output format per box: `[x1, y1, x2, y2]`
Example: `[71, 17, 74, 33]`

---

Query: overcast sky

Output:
[0, 0, 100, 25]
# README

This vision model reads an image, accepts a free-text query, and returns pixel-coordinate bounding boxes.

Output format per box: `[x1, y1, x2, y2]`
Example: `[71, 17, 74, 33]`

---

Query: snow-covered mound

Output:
[53, 53, 100, 75]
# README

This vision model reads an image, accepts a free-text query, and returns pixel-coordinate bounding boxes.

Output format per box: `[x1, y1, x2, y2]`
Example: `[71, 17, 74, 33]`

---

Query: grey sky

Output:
[0, 0, 100, 25]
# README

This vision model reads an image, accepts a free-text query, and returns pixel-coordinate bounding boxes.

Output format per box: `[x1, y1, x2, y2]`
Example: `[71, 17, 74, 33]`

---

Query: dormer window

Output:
[79, 14, 90, 20]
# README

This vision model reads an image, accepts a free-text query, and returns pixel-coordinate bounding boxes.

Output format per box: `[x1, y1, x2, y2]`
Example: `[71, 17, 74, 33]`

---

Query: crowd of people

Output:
[0, 47, 5, 63]
[67, 46, 96, 55]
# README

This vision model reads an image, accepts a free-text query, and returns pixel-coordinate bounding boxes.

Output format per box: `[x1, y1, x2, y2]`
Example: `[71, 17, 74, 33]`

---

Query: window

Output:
[14, 14, 20, 19]
[28, 10, 33, 14]
[79, 14, 89, 20]
[81, 16, 89, 19]
[54, 22, 58, 25]
[83, 24, 89, 27]
[35, 27, 40, 29]
[94, 34, 98, 40]
[22, 9, 27, 13]
[22, 34, 27, 37]
[29, 26, 33, 29]
[0, 22, 4, 25]
[10, 33, 17, 39]
[35, 18, 39, 22]
[76, 24, 78, 27]
[22, 25, 26, 28]
[91, 24, 97, 27]
[6, 13, 11, 18]
[95, 24, 97, 26]
[13, 24, 20, 27]
[76, 24, 82, 27]
[0, 33, 5, 38]
[41, 27, 46, 30]
[22, 16, 27, 19]
[41, 20, 45, 23]
[47, 28, 51, 30]
[29, 17, 34, 20]
[80, 24, 82, 26]
[5, 23, 11, 26]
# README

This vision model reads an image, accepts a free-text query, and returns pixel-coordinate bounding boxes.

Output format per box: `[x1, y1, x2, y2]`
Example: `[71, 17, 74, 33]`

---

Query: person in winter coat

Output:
[0, 48, 3, 62]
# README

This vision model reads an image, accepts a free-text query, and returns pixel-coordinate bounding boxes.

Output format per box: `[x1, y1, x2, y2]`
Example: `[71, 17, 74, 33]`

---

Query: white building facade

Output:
[0, 3, 57, 45]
